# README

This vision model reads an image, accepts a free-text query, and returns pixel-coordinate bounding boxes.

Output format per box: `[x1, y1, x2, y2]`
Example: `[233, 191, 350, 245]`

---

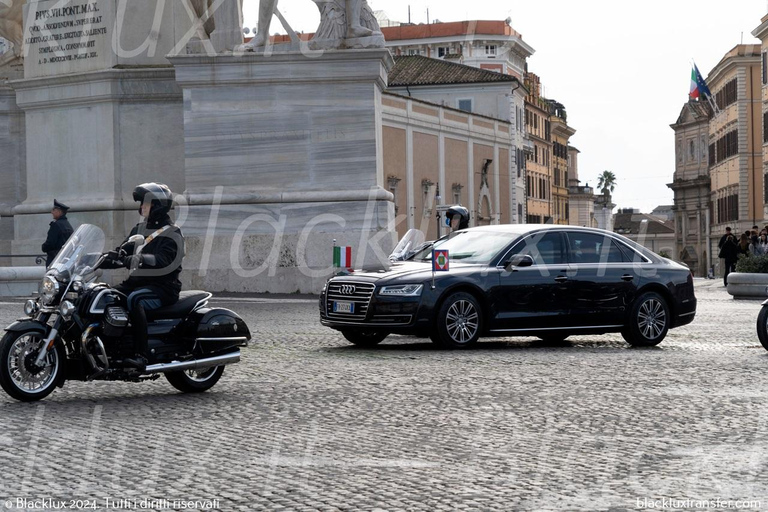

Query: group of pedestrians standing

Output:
[719, 225, 768, 286]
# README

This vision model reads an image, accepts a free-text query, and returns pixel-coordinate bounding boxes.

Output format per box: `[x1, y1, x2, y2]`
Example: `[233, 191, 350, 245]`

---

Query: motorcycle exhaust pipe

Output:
[143, 351, 241, 374]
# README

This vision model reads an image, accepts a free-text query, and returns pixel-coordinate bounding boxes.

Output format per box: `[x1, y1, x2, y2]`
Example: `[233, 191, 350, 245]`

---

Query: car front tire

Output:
[622, 292, 670, 347]
[432, 292, 482, 349]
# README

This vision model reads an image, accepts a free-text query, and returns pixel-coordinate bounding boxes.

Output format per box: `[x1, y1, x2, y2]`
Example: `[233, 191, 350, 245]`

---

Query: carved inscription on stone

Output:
[24, 2, 106, 66]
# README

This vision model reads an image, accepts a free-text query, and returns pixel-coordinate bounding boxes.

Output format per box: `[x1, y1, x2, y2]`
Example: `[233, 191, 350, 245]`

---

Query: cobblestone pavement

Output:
[0, 280, 767, 511]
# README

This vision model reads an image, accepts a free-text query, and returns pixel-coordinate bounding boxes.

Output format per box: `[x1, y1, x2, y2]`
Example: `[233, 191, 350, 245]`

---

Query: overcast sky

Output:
[243, 0, 768, 214]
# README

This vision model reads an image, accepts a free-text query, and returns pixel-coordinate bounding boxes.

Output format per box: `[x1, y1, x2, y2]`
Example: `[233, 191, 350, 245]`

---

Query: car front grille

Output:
[325, 281, 375, 322]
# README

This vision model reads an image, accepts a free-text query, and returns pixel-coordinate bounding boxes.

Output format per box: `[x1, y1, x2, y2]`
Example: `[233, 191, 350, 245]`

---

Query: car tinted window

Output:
[567, 232, 630, 263]
[418, 231, 513, 264]
[510, 232, 566, 265]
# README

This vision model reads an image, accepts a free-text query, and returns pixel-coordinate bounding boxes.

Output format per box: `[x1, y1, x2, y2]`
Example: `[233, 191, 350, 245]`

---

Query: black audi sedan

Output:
[319, 225, 696, 349]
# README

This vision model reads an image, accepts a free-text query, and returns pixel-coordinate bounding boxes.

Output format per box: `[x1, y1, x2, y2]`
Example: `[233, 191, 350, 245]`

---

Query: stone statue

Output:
[189, 0, 217, 39]
[243, 0, 383, 50]
[0, 0, 25, 66]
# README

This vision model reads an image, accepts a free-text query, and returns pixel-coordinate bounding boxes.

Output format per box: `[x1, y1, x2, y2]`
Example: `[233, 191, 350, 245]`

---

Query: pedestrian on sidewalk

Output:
[718, 227, 738, 286]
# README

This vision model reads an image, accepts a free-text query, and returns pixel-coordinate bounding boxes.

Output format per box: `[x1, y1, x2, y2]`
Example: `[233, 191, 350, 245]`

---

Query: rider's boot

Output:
[125, 304, 149, 371]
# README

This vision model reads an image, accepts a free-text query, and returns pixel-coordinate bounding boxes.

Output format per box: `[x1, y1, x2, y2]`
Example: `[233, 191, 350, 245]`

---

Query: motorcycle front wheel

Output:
[0, 331, 64, 402]
[756, 307, 768, 351]
[165, 366, 225, 393]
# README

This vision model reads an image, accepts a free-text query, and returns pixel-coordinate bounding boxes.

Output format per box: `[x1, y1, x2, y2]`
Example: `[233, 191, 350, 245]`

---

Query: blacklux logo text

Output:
[636, 498, 761, 509]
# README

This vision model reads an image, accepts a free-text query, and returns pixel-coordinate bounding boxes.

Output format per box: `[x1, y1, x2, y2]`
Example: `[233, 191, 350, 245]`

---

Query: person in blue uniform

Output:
[42, 199, 74, 267]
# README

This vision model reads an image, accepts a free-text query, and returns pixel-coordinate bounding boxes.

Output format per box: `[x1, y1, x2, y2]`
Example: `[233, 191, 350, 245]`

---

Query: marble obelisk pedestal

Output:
[170, 49, 396, 293]
[9, 0, 201, 257]
[0, 61, 25, 265]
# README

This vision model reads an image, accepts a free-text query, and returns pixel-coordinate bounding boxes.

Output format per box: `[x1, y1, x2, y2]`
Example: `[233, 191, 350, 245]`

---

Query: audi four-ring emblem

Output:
[340, 285, 356, 295]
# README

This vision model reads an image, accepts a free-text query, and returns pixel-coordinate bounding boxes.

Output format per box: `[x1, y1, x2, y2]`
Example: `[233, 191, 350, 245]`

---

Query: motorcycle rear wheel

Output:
[756, 307, 768, 351]
[0, 331, 64, 402]
[165, 365, 225, 393]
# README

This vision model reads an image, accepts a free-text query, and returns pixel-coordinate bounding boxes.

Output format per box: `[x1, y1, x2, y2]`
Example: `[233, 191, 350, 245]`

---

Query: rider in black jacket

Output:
[103, 183, 184, 367]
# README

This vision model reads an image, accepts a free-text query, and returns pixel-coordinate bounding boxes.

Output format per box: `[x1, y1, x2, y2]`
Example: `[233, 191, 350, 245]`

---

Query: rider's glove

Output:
[123, 254, 143, 270]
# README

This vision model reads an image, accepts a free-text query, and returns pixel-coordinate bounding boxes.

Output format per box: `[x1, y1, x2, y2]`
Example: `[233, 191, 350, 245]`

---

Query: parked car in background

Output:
[320, 225, 696, 349]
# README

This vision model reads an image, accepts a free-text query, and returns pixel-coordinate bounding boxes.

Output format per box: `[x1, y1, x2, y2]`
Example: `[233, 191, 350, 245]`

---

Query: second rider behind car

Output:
[445, 206, 470, 232]
[103, 183, 185, 368]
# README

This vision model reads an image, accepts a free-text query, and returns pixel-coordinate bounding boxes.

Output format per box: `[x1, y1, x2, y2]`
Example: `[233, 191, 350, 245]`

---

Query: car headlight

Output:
[40, 275, 60, 305]
[378, 284, 424, 297]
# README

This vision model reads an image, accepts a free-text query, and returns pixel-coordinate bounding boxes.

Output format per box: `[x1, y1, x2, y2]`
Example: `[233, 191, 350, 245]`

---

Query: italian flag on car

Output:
[334, 246, 352, 268]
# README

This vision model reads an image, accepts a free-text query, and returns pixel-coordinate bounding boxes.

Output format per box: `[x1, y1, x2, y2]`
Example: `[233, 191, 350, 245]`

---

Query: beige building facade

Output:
[669, 101, 711, 276]
[706, 44, 763, 263]
[382, 93, 516, 240]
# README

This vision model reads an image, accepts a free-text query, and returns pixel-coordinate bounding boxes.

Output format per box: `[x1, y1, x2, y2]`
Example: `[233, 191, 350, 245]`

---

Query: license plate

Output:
[333, 301, 355, 314]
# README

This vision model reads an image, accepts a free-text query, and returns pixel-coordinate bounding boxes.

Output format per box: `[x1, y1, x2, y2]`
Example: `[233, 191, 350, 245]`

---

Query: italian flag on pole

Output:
[689, 67, 700, 99]
[333, 246, 352, 268]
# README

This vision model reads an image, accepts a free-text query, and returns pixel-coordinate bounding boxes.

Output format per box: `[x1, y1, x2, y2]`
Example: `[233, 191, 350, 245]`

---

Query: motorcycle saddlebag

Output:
[191, 308, 251, 354]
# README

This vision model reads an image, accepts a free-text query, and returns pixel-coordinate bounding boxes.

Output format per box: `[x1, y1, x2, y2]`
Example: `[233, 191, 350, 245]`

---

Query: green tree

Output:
[596, 170, 617, 197]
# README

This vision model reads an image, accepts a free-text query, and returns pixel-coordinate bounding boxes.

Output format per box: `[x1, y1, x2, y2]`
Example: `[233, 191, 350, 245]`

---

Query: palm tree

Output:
[596, 170, 617, 197]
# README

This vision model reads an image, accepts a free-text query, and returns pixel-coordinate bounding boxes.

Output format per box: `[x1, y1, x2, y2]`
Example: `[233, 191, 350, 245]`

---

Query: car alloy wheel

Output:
[434, 292, 482, 349]
[637, 298, 667, 340]
[623, 292, 670, 347]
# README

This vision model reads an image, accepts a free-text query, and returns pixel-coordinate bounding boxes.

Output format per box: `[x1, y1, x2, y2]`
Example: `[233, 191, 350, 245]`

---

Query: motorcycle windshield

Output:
[390, 229, 426, 261]
[48, 224, 106, 277]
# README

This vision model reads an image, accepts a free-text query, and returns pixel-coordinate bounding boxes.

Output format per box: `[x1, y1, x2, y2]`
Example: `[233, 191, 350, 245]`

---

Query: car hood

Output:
[332, 260, 481, 284]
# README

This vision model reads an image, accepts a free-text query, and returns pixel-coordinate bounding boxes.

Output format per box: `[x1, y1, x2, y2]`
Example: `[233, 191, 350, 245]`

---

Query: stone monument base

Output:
[170, 49, 396, 294]
[10, 67, 185, 260]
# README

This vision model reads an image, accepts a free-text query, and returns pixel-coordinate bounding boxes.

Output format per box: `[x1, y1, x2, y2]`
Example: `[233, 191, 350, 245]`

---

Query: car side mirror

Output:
[505, 254, 534, 271]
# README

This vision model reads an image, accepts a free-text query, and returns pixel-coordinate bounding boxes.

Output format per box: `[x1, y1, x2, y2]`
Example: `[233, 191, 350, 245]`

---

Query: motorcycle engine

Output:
[103, 306, 129, 338]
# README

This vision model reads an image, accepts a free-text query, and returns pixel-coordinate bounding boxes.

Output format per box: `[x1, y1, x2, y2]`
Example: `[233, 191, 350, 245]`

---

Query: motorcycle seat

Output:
[146, 291, 212, 321]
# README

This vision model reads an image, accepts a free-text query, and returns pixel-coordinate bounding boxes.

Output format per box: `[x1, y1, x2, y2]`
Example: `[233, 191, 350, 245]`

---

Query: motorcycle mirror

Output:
[126, 234, 145, 246]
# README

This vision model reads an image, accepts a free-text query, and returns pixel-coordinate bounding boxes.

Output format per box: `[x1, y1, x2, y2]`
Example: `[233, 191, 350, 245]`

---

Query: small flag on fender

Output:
[334, 246, 352, 268]
[433, 250, 449, 272]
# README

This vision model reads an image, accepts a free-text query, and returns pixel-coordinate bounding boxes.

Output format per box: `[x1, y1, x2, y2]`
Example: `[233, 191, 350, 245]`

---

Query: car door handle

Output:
[621, 274, 634, 281]
[554, 276, 568, 283]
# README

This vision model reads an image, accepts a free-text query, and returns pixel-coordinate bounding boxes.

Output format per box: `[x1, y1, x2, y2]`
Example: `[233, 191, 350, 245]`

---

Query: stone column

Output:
[169, 49, 396, 294]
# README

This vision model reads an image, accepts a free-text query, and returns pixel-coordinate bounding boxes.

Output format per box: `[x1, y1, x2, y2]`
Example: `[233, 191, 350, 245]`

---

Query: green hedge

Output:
[735, 253, 768, 273]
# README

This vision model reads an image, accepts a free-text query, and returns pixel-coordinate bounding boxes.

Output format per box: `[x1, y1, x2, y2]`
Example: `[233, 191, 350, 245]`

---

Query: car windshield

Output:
[49, 224, 106, 277]
[414, 230, 513, 264]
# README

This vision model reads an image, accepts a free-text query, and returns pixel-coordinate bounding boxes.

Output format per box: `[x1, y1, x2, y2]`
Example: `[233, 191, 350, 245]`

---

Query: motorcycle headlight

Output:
[40, 275, 60, 305]
[59, 300, 76, 320]
[24, 299, 39, 317]
[378, 284, 424, 297]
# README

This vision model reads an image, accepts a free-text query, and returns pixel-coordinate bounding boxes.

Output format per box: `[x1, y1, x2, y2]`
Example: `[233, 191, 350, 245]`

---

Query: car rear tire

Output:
[433, 292, 482, 349]
[756, 307, 768, 351]
[341, 330, 388, 347]
[622, 292, 670, 347]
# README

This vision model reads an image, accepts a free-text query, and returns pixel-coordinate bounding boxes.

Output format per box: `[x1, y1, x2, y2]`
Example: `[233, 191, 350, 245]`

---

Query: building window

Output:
[763, 52, 767, 85]
[452, 184, 463, 205]
[408, 49, 421, 56]
[388, 176, 401, 214]
[438, 47, 450, 58]
[689, 139, 696, 161]
[457, 99, 473, 113]
[717, 193, 739, 223]
[764, 174, 768, 205]
[485, 45, 497, 56]
[715, 78, 738, 109]
[764, 111, 768, 144]
[712, 129, 738, 164]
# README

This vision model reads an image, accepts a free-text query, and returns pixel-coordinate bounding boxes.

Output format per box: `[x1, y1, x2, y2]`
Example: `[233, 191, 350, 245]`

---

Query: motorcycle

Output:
[757, 288, 768, 351]
[0, 224, 251, 402]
